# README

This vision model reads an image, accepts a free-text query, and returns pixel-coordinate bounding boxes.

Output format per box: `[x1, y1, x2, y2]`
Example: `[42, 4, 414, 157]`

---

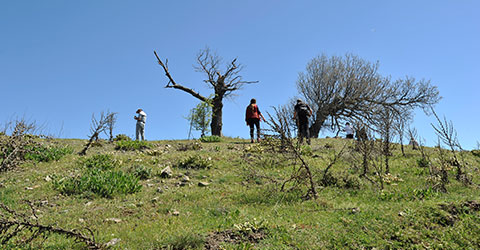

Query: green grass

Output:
[0, 137, 479, 249]
[52, 168, 142, 198]
[80, 153, 119, 170]
[200, 135, 222, 143]
[115, 140, 151, 151]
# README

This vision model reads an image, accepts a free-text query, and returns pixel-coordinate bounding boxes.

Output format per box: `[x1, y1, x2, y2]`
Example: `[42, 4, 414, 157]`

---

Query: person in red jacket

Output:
[245, 98, 265, 143]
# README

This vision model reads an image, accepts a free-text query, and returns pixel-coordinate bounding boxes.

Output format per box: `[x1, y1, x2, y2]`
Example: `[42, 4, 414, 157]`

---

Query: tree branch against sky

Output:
[296, 54, 441, 138]
[154, 47, 258, 136]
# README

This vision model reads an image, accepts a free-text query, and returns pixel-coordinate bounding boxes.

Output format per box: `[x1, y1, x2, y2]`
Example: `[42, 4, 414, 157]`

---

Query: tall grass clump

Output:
[115, 140, 151, 151]
[53, 168, 142, 198]
[174, 155, 212, 169]
[80, 154, 118, 170]
[129, 164, 152, 180]
[200, 135, 222, 143]
[24, 145, 73, 162]
[113, 134, 132, 141]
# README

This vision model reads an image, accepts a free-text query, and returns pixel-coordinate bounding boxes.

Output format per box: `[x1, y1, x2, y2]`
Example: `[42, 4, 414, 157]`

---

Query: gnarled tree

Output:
[154, 48, 258, 136]
[296, 53, 440, 137]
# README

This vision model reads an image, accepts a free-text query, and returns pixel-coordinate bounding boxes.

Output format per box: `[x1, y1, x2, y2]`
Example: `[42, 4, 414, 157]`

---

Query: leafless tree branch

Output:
[0, 202, 104, 249]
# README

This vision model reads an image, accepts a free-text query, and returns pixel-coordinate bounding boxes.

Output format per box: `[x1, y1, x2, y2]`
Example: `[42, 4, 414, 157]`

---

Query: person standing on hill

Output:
[134, 109, 147, 141]
[343, 122, 354, 139]
[245, 98, 265, 143]
[293, 99, 313, 145]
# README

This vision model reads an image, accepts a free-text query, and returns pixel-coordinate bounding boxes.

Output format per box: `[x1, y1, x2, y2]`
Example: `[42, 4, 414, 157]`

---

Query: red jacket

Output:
[245, 104, 261, 120]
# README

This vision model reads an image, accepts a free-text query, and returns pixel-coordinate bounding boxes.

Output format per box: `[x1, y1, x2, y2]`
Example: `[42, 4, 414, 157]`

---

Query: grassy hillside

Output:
[1, 137, 480, 249]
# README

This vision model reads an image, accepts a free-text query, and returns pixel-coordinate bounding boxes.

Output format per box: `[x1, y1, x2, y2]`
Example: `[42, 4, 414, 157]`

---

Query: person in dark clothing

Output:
[343, 122, 354, 139]
[245, 98, 265, 143]
[293, 99, 313, 144]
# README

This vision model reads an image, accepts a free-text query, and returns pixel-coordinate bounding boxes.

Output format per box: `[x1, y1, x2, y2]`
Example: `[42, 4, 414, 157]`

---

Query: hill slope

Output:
[1, 137, 480, 249]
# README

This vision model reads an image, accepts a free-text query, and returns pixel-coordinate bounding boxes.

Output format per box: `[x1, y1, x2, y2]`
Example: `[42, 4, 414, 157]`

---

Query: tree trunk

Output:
[384, 137, 390, 174]
[309, 112, 327, 138]
[210, 95, 223, 136]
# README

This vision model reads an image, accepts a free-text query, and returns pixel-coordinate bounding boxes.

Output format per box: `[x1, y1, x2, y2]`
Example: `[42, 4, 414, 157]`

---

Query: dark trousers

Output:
[247, 118, 261, 140]
[298, 118, 310, 144]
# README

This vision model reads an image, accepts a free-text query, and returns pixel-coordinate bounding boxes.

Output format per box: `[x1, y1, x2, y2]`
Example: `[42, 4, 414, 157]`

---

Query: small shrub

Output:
[113, 134, 132, 141]
[234, 218, 266, 233]
[417, 158, 430, 168]
[200, 135, 222, 143]
[175, 155, 212, 169]
[24, 145, 73, 162]
[80, 154, 118, 170]
[129, 164, 152, 180]
[471, 150, 480, 158]
[53, 168, 142, 198]
[115, 140, 151, 151]
[339, 174, 361, 189]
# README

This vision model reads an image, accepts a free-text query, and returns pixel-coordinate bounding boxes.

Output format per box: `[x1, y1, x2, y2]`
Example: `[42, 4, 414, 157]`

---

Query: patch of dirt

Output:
[204, 228, 267, 250]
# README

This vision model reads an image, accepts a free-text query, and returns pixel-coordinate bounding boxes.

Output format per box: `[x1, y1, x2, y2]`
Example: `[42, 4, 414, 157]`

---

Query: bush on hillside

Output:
[174, 155, 212, 169]
[470, 150, 480, 158]
[113, 134, 132, 142]
[115, 140, 151, 151]
[53, 168, 142, 198]
[129, 164, 152, 180]
[200, 135, 222, 143]
[24, 145, 73, 163]
[80, 154, 118, 170]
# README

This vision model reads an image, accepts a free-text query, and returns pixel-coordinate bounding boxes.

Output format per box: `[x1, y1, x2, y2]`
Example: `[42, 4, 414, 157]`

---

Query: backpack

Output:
[298, 103, 310, 118]
[246, 104, 259, 119]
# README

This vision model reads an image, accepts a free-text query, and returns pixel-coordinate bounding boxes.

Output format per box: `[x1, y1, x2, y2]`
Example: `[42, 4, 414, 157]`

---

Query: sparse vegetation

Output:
[200, 135, 222, 143]
[53, 168, 142, 198]
[24, 145, 73, 163]
[129, 164, 152, 180]
[1, 137, 479, 249]
[113, 134, 132, 142]
[115, 140, 151, 151]
[174, 155, 212, 169]
[80, 154, 119, 170]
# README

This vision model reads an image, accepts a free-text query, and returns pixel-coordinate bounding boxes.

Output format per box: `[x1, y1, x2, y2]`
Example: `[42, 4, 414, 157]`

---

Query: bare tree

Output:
[154, 47, 258, 136]
[0, 119, 37, 172]
[430, 108, 470, 184]
[371, 107, 399, 174]
[394, 109, 412, 157]
[296, 53, 440, 137]
[79, 112, 112, 156]
[0, 201, 104, 249]
[354, 127, 374, 176]
[264, 106, 317, 199]
[407, 127, 419, 150]
[104, 112, 118, 142]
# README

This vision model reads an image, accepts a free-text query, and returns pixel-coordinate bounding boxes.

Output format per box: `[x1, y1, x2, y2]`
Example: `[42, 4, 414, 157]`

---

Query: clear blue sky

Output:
[1, 1, 479, 149]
